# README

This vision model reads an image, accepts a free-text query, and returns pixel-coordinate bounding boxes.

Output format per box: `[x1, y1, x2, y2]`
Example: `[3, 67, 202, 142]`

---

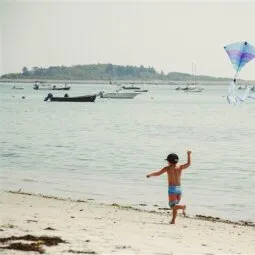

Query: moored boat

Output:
[44, 93, 96, 102]
[34, 82, 71, 90]
[98, 91, 140, 99]
[52, 84, 71, 90]
[121, 85, 141, 90]
[33, 82, 52, 90]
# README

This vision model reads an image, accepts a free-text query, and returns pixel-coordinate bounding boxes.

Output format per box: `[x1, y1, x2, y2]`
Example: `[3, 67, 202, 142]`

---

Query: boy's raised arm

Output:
[146, 167, 167, 178]
[180, 150, 192, 170]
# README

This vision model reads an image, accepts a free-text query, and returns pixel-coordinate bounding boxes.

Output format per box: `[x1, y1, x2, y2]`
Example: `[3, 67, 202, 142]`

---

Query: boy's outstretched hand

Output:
[187, 149, 192, 155]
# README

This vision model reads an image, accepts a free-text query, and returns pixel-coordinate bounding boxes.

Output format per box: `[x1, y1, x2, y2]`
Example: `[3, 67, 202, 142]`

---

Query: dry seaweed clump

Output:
[0, 234, 66, 253]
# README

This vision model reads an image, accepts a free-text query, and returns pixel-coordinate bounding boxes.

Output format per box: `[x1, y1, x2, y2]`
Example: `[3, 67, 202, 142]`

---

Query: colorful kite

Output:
[224, 41, 255, 105]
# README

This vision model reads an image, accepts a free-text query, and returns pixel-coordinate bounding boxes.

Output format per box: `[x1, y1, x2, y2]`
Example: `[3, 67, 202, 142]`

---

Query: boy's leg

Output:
[170, 205, 186, 224]
[170, 206, 178, 224]
[176, 193, 186, 216]
[174, 204, 186, 216]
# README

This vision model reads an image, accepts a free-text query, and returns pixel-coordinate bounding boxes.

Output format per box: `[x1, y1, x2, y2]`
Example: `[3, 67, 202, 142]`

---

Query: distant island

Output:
[0, 64, 232, 83]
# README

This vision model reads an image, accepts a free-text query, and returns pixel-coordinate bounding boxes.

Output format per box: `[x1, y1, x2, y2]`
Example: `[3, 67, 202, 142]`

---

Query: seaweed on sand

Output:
[0, 234, 66, 253]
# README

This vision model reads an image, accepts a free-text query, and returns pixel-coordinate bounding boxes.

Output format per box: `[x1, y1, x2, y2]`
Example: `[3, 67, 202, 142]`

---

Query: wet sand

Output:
[1, 191, 255, 254]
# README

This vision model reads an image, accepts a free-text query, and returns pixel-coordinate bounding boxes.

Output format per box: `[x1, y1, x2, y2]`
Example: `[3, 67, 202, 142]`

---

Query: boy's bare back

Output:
[166, 164, 183, 186]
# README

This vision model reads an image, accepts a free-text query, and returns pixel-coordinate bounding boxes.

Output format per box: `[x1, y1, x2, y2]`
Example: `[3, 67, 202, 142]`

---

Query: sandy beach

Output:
[0, 191, 254, 254]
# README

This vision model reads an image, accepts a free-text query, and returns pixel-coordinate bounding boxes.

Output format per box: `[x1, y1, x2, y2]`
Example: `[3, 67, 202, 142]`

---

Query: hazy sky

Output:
[1, 1, 255, 79]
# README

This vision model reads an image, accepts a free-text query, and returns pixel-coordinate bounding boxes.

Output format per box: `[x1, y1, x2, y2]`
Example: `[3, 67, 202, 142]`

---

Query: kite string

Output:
[227, 75, 252, 105]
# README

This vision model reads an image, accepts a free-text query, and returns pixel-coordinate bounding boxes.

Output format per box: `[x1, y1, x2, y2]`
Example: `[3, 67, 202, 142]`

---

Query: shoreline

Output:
[1, 190, 255, 254]
[0, 78, 235, 85]
[5, 190, 255, 227]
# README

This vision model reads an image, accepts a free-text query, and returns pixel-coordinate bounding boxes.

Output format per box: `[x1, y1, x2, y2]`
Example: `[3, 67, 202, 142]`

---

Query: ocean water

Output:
[1, 82, 255, 222]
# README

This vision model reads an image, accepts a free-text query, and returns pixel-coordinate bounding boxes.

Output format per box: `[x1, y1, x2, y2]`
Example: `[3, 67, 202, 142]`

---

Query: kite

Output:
[224, 41, 255, 105]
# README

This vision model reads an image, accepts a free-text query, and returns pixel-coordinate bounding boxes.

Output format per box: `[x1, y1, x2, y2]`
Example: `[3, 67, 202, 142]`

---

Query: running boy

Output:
[146, 150, 192, 224]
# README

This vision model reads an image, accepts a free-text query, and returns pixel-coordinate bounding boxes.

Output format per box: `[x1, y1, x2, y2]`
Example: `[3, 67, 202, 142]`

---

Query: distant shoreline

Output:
[0, 78, 239, 86]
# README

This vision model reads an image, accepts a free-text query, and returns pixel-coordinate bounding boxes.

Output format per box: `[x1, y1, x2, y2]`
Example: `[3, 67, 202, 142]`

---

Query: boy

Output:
[146, 150, 192, 224]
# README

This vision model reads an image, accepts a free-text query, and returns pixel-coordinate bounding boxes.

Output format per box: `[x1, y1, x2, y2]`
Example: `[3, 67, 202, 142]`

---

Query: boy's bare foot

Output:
[182, 205, 186, 217]
[170, 220, 175, 224]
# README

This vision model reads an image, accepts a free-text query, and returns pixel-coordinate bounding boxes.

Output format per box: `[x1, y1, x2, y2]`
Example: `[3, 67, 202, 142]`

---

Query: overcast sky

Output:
[1, 1, 255, 79]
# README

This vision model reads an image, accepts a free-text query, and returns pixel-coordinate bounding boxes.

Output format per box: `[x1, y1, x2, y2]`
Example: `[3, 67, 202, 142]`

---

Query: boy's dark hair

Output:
[165, 153, 179, 164]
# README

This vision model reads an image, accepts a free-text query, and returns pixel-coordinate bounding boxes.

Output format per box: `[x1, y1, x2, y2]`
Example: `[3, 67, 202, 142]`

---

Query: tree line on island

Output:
[1, 64, 230, 81]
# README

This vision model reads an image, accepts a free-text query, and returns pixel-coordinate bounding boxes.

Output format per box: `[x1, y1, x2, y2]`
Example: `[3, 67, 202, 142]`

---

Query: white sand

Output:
[1, 191, 255, 254]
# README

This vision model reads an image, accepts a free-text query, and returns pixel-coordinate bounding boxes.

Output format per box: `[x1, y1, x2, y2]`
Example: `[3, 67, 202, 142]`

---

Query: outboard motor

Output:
[98, 91, 104, 98]
[33, 84, 39, 90]
[44, 93, 53, 101]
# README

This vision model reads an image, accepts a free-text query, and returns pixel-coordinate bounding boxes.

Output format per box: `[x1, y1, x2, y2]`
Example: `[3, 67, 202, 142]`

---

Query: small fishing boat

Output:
[52, 85, 71, 90]
[121, 85, 141, 90]
[44, 93, 96, 102]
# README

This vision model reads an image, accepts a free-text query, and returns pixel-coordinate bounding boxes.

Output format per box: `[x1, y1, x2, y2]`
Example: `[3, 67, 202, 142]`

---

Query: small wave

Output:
[41, 180, 57, 184]
[55, 145, 73, 148]
[0, 176, 9, 179]
[44, 144, 73, 148]
[76, 158, 91, 161]
[1, 153, 20, 157]
[16, 145, 28, 149]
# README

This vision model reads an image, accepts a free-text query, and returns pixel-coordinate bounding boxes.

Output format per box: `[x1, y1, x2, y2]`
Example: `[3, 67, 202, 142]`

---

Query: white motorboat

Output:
[33, 81, 71, 90]
[98, 91, 140, 99]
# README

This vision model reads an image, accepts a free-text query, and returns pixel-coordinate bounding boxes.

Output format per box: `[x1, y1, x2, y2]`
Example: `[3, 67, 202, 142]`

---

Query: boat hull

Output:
[122, 86, 141, 90]
[34, 87, 52, 90]
[52, 87, 71, 91]
[134, 89, 148, 92]
[100, 92, 139, 99]
[44, 93, 96, 102]
[34, 83, 71, 90]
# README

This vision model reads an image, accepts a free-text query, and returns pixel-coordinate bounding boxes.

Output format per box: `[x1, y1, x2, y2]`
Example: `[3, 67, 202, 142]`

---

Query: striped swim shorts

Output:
[168, 186, 182, 208]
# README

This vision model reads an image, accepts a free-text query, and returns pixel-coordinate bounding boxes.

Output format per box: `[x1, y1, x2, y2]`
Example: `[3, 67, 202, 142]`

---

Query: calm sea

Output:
[1, 82, 255, 222]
